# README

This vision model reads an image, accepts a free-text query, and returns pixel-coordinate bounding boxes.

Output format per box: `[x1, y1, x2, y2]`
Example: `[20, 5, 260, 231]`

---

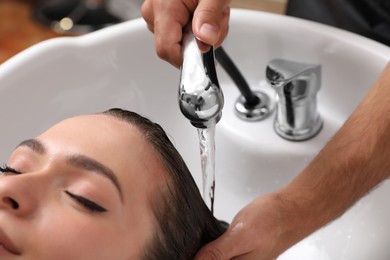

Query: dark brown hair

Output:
[101, 108, 226, 259]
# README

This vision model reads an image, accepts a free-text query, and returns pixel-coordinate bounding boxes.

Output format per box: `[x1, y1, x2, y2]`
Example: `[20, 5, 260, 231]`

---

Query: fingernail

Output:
[199, 23, 219, 44]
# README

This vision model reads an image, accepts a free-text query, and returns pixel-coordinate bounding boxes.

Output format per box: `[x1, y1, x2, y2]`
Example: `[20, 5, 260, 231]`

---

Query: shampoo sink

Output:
[1, 9, 390, 259]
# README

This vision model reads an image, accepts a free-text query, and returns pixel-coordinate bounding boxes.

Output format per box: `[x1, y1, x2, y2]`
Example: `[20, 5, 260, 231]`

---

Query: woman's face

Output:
[0, 114, 167, 259]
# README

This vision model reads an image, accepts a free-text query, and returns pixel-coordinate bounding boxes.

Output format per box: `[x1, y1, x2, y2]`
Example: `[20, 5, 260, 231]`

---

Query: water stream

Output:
[197, 126, 216, 214]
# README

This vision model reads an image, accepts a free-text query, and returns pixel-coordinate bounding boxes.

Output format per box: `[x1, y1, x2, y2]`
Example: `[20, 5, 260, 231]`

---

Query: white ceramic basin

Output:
[1, 9, 390, 259]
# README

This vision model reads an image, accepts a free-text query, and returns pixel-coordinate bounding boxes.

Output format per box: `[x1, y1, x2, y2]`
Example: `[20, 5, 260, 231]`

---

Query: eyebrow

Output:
[17, 139, 45, 154]
[66, 155, 123, 202]
[16, 139, 123, 202]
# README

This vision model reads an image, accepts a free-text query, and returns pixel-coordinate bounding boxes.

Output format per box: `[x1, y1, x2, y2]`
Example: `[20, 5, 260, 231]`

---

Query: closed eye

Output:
[0, 164, 22, 175]
[64, 191, 107, 213]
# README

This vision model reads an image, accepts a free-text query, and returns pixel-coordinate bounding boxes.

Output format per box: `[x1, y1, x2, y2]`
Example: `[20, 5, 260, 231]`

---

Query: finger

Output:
[194, 222, 253, 260]
[192, 0, 231, 46]
[141, 0, 155, 32]
[194, 239, 228, 260]
[197, 40, 212, 53]
[196, 7, 229, 52]
[150, 0, 191, 67]
[154, 21, 183, 67]
[215, 6, 230, 48]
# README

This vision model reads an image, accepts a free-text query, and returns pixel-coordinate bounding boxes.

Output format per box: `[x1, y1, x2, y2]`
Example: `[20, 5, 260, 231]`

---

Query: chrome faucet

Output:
[266, 59, 322, 141]
[178, 28, 224, 129]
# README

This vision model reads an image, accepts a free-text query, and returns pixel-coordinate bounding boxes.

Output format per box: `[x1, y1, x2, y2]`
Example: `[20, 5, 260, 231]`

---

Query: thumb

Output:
[192, 0, 230, 46]
[194, 226, 240, 260]
[194, 239, 228, 260]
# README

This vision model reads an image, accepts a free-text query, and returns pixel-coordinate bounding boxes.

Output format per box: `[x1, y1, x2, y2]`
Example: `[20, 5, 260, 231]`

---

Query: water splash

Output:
[197, 126, 216, 214]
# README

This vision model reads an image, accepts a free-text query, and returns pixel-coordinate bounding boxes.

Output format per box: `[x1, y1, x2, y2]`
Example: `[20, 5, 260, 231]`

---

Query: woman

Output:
[0, 108, 226, 259]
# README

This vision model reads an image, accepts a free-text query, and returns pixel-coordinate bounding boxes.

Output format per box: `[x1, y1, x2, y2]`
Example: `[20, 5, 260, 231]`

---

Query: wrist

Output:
[268, 190, 318, 255]
[244, 191, 318, 258]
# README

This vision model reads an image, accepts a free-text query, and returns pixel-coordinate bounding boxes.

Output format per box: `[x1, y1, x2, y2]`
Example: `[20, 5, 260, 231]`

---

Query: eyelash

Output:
[1, 164, 106, 213]
[0, 164, 21, 175]
[64, 191, 107, 213]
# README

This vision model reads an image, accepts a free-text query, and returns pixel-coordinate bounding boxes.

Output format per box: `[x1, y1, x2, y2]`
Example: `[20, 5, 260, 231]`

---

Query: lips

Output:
[0, 228, 20, 255]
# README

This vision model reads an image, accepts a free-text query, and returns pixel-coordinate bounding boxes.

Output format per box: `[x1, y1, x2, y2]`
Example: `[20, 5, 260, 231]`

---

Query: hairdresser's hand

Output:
[141, 0, 230, 67]
[196, 62, 390, 259]
[194, 192, 303, 260]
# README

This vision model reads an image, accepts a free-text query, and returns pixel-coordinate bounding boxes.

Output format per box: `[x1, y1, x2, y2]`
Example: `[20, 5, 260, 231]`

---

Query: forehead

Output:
[38, 114, 168, 200]
[38, 114, 147, 159]
[41, 114, 141, 144]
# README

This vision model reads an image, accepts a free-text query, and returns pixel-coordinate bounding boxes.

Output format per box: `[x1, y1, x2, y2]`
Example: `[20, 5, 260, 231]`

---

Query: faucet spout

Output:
[178, 29, 224, 129]
[266, 59, 323, 141]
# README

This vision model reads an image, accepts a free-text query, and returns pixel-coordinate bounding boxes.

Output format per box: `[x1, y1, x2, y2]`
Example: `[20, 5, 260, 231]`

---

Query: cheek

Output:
[30, 208, 132, 259]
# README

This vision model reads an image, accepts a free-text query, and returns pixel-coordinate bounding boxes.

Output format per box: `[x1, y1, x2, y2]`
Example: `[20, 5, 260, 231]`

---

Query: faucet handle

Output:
[266, 59, 322, 141]
[266, 59, 321, 100]
[178, 29, 224, 129]
[266, 59, 319, 82]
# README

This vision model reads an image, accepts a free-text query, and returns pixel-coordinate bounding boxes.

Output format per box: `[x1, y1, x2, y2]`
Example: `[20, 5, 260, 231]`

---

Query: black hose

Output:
[215, 47, 260, 107]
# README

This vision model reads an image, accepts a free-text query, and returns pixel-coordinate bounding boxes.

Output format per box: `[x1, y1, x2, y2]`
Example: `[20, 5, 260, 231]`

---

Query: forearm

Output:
[194, 63, 390, 260]
[276, 62, 390, 251]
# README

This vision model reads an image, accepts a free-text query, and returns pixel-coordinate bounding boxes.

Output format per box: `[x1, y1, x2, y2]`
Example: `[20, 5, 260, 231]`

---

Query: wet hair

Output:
[101, 108, 227, 259]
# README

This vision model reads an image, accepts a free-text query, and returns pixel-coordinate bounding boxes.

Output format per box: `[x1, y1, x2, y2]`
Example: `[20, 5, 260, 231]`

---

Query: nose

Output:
[0, 173, 43, 217]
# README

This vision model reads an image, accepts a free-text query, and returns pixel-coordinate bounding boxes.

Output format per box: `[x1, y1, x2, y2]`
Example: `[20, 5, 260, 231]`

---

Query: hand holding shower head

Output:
[178, 27, 224, 129]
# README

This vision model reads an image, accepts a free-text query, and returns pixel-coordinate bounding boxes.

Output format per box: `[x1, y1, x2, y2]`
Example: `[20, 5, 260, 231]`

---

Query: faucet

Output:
[178, 28, 224, 129]
[266, 59, 323, 141]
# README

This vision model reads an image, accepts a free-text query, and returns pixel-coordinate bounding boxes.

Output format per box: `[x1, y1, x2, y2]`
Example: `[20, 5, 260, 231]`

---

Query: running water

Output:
[197, 126, 216, 214]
